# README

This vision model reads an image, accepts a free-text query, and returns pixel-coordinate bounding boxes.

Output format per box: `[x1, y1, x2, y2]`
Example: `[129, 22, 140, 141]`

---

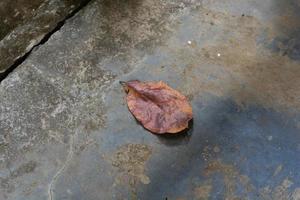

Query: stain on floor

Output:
[111, 144, 152, 185]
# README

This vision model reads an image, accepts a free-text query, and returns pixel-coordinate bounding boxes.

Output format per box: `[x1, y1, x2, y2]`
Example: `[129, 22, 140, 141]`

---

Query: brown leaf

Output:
[121, 80, 193, 134]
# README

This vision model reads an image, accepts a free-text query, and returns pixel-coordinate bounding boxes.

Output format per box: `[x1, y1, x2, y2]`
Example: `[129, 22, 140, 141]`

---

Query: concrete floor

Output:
[0, 0, 300, 199]
[0, 0, 89, 74]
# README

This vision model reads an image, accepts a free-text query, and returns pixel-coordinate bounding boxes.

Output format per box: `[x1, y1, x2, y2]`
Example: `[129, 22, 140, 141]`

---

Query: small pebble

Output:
[217, 53, 221, 57]
[187, 40, 192, 45]
[268, 136, 273, 141]
[213, 146, 220, 153]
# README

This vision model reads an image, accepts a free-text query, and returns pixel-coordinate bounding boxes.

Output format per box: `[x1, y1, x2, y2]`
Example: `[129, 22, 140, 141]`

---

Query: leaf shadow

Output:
[154, 119, 193, 147]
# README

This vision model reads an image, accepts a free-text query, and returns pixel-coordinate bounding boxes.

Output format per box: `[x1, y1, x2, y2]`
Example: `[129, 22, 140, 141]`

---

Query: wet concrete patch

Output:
[135, 96, 300, 199]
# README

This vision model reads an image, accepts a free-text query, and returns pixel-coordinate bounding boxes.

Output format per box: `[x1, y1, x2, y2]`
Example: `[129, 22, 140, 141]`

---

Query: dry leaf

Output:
[121, 80, 193, 134]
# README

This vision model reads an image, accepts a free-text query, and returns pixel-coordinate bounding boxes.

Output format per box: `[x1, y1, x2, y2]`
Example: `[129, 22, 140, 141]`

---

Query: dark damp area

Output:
[138, 97, 300, 199]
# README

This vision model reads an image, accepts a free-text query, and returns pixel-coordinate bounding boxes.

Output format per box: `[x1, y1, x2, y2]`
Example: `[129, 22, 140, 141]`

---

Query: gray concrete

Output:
[0, 0, 88, 73]
[0, 0, 300, 199]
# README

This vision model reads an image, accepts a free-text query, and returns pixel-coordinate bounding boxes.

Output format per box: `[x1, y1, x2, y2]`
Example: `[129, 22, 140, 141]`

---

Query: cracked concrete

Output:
[0, 0, 300, 199]
[0, 0, 90, 77]
[48, 130, 77, 200]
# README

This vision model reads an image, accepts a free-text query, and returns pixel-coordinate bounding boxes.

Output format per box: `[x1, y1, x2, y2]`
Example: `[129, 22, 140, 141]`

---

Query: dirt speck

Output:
[201, 145, 221, 161]
[201, 146, 212, 161]
[213, 146, 220, 153]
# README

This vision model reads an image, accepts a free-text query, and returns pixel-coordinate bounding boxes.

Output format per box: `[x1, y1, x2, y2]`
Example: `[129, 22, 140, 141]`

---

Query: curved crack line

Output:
[48, 131, 77, 200]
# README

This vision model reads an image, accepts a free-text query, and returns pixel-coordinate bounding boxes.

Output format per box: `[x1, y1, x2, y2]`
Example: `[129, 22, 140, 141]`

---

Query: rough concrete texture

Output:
[0, 0, 300, 199]
[0, 0, 89, 74]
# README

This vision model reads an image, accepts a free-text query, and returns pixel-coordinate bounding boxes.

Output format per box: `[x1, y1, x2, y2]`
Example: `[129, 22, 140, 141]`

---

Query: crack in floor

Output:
[48, 130, 78, 200]
[0, 0, 92, 83]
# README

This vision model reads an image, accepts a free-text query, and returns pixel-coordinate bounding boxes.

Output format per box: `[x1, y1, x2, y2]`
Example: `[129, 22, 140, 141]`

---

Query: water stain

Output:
[109, 144, 153, 199]
[111, 143, 152, 185]
[137, 97, 300, 199]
